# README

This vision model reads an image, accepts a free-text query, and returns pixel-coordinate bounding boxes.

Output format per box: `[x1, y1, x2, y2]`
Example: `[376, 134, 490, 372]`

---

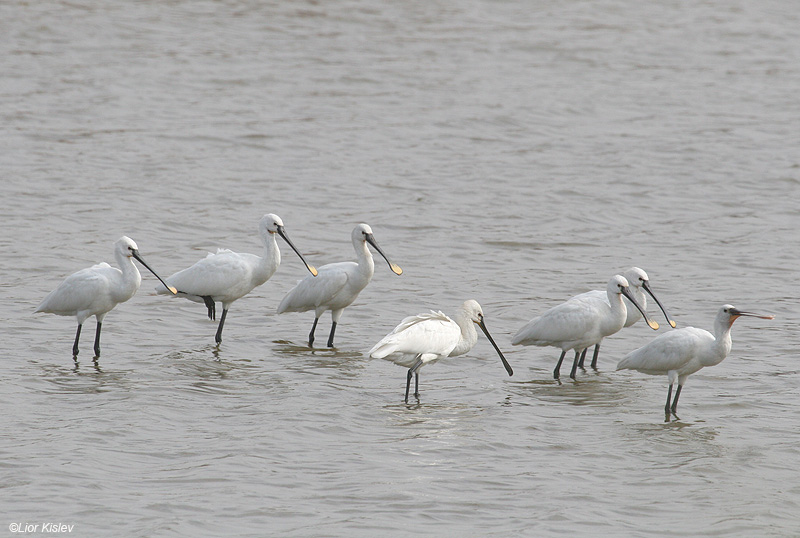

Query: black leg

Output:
[671, 385, 683, 417]
[414, 372, 420, 398]
[327, 321, 337, 348]
[577, 348, 587, 368]
[553, 350, 567, 379]
[214, 309, 228, 344]
[73, 324, 82, 357]
[405, 369, 412, 403]
[590, 344, 600, 370]
[308, 317, 318, 347]
[93, 322, 102, 357]
[665, 384, 673, 420]
[569, 350, 581, 380]
[201, 296, 216, 320]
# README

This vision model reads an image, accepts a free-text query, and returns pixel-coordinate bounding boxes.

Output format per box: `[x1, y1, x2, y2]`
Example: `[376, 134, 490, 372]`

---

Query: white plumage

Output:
[35, 236, 175, 357]
[571, 267, 675, 369]
[277, 223, 402, 348]
[512, 275, 659, 380]
[617, 304, 773, 420]
[156, 214, 316, 344]
[369, 300, 513, 402]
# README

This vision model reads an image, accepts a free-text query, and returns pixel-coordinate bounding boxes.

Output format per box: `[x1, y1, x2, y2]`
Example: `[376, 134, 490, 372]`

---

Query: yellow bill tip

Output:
[168, 286, 178, 295]
[309, 266, 318, 277]
[648, 320, 660, 330]
[390, 263, 403, 275]
[669, 320, 677, 328]
[762, 315, 775, 320]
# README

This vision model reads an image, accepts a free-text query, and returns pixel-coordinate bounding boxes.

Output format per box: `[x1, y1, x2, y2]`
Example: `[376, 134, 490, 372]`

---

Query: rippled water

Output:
[3, 1, 800, 536]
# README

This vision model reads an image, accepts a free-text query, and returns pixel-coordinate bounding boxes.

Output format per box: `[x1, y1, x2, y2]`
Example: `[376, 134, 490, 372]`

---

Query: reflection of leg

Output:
[215, 309, 228, 344]
[73, 324, 83, 356]
[308, 318, 319, 347]
[93, 322, 102, 357]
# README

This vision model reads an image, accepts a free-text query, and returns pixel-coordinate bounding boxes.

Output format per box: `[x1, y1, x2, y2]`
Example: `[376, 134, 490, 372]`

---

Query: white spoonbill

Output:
[617, 304, 774, 420]
[277, 223, 402, 348]
[369, 300, 513, 402]
[155, 214, 317, 344]
[511, 275, 659, 380]
[35, 236, 176, 357]
[573, 267, 675, 370]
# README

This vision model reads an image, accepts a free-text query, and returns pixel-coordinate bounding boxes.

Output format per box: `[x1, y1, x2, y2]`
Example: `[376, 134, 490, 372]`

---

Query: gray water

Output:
[2, 0, 800, 536]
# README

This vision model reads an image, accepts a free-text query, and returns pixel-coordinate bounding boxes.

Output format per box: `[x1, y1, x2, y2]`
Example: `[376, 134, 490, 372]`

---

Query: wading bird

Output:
[369, 300, 513, 402]
[277, 223, 402, 348]
[35, 236, 176, 357]
[512, 275, 659, 380]
[616, 304, 773, 420]
[573, 267, 675, 370]
[156, 214, 316, 344]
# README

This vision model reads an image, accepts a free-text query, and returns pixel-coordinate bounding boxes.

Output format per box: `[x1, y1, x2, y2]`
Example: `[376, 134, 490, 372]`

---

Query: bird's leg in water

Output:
[664, 384, 674, 420]
[73, 324, 82, 357]
[405, 356, 424, 402]
[308, 318, 318, 347]
[577, 348, 588, 368]
[327, 321, 337, 348]
[670, 385, 682, 418]
[93, 322, 102, 357]
[553, 350, 567, 379]
[569, 350, 581, 379]
[590, 343, 600, 370]
[215, 309, 228, 345]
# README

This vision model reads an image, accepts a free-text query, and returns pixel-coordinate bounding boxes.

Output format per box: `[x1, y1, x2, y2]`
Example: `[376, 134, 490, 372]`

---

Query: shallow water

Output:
[2, 0, 800, 536]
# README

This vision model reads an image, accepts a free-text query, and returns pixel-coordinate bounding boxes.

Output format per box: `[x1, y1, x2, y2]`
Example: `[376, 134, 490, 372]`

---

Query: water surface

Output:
[2, 1, 799, 536]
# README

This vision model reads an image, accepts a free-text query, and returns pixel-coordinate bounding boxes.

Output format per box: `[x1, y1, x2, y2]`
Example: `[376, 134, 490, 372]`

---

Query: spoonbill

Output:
[573, 267, 675, 370]
[369, 300, 513, 402]
[617, 304, 774, 420]
[277, 223, 402, 348]
[511, 275, 659, 380]
[35, 236, 176, 357]
[155, 214, 317, 344]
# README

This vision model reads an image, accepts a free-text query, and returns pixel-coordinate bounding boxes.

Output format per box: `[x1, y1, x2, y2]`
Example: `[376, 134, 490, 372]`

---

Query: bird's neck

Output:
[255, 233, 281, 283]
[707, 320, 734, 366]
[450, 310, 478, 357]
[355, 241, 375, 276]
[115, 252, 142, 299]
[605, 292, 628, 331]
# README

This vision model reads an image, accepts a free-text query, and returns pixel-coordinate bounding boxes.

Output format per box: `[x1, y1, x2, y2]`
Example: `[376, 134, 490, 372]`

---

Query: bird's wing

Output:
[368, 311, 459, 364]
[159, 250, 251, 297]
[35, 264, 114, 315]
[570, 289, 606, 302]
[617, 327, 711, 374]
[276, 262, 352, 313]
[512, 299, 600, 346]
